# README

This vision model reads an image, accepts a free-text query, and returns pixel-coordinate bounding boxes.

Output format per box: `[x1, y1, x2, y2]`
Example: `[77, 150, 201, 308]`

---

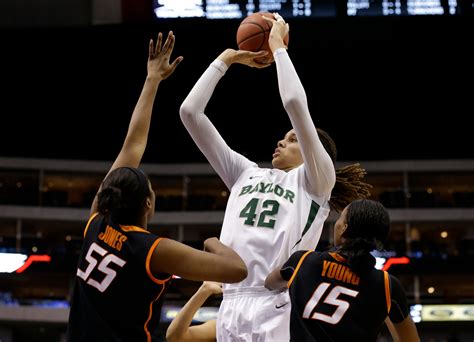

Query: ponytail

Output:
[341, 237, 382, 275]
[97, 186, 123, 217]
[339, 199, 390, 275]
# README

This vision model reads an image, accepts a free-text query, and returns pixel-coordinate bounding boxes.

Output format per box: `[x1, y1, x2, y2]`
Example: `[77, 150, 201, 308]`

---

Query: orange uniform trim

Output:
[120, 224, 150, 233]
[83, 212, 99, 238]
[328, 252, 347, 263]
[144, 285, 166, 342]
[288, 250, 313, 288]
[146, 238, 172, 285]
[384, 271, 391, 314]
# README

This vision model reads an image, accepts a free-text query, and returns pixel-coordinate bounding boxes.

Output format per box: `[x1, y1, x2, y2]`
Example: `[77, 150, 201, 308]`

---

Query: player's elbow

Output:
[220, 260, 247, 283]
[282, 95, 307, 118]
[228, 262, 248, 283]
[264, 274, 286, 291]
[179, 101, 195, 124]
[264, 277, 274, 290]
[316, 175, 336, 198]
[305, 165, 336, 198]
[237, 263, 248, 281]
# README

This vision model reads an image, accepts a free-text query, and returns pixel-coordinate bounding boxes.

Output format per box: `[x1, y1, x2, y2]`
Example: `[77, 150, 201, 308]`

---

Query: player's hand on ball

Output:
[217, 48, 272, 68]
[262, 13, 290, 52]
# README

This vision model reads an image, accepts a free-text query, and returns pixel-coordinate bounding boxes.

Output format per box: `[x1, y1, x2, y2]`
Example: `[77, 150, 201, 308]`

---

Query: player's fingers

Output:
[236, 50, 266, 61]
[168, 56, 183, 73]
[261, 15, 275, 23]
[166, 33, 176, 56]
[273, 12, 285, 22]
[253, 61, 272, 69]
[254, 50, 268, 57]
[162, 31, 174, 55]
[155, 32, 163, 54]
[148, 39, 154, 59]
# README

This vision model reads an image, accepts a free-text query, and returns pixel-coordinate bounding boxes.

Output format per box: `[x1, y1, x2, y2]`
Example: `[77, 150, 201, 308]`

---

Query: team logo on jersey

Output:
[239, 182, 296, 203]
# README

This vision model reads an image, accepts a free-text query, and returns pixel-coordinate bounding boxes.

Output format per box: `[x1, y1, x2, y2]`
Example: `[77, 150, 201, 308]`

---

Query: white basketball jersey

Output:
[220, 164, 330, 290]
[179, 50, 335, 294]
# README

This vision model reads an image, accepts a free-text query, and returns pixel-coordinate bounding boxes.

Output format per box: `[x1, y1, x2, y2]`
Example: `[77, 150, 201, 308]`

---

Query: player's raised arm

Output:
[179, 48, 267, 189]
[90, 31, 182, 215]
[263, 13, 335, 199]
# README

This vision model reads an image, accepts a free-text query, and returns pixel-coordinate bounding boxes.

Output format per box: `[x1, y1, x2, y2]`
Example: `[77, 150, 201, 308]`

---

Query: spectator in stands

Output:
[66, 31, 247, 342]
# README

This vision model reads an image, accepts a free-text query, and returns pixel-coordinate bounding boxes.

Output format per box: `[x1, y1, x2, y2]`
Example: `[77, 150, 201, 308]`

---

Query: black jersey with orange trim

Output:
[67, 213, 171, 342]
[281, 250, 409, 342]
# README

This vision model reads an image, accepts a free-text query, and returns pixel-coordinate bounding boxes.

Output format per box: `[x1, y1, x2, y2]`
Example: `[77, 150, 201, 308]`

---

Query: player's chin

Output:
[271, 156, 281, 168]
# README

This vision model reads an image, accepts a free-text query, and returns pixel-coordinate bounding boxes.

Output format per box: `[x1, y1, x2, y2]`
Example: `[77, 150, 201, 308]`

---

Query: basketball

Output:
[236, 12, 289, 63]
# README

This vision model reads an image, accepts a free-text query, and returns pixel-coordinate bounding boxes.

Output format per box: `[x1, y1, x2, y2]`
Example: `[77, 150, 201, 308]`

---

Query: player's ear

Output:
[146, 197, 153, 210]
[341, 223, 348, 236]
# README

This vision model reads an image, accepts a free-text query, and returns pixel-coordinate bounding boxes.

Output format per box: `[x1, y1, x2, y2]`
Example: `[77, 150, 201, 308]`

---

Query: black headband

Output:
[123, 167, 150, 203]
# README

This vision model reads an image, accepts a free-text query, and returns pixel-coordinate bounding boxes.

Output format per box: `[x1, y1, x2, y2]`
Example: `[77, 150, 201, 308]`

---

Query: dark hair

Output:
[97, 167, 151, 225]
[340, 199, 390, 275]
[317, 128, 372, 213]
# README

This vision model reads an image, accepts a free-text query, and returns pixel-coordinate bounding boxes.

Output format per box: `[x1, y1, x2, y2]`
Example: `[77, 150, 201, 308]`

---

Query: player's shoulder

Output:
[324, 249, 347, 262]
[365, 267, 395, 291]
[269, 166, 305, 186]
[291, 249, 312, 259]
[388, 273, 404, 291]
[234, 164, 264, 181]
[298, 249, 327, 266]
[316, 250, 337, 264]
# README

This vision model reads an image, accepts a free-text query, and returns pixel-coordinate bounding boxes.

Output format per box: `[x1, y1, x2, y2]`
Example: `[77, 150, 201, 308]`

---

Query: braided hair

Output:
[317, 128, 372, 213]
[339, 199, 390, 275]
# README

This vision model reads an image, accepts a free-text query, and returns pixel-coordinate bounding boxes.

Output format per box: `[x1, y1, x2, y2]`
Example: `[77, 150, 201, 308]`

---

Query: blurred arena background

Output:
[0, 0, 473, 341]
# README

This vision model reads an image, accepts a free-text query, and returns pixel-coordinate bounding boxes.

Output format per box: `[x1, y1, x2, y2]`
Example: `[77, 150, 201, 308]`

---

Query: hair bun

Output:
[100, 186, 122, 197]
[97, 186, 123, 215]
